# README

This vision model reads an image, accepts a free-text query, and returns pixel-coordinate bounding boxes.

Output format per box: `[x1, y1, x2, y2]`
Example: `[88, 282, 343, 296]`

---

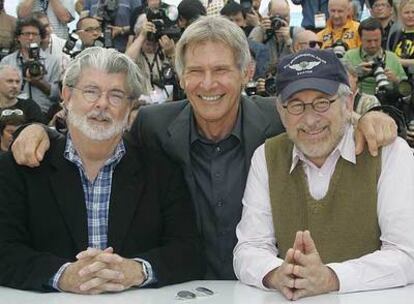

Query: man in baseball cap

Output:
[234, 49, 414, 300]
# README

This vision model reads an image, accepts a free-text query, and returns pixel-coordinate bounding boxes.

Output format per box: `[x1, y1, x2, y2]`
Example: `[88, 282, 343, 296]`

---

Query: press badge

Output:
[314, 13, 326, 29]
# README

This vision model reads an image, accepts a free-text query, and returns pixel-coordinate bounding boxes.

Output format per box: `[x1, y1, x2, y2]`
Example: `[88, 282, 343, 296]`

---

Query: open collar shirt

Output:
[234, 125, 414, 293]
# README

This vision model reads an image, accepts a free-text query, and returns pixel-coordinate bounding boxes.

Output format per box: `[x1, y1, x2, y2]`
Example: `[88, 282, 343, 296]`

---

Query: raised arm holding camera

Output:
[0, 17, 60, 117]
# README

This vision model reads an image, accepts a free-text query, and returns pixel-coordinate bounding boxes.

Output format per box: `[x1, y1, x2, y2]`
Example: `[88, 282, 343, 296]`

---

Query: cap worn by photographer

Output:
[178, 0, 206, 21]
[275, 49, 350, 101]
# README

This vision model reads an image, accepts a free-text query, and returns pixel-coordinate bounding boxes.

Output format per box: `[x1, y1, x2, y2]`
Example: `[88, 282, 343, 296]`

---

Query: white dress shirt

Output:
[234, 126, 414, 293]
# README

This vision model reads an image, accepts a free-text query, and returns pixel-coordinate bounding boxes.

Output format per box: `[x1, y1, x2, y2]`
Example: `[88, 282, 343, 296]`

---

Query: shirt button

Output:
[217, 201, 223, 207]
[215, 146, 221, 153]
[215, 172, 221, 178]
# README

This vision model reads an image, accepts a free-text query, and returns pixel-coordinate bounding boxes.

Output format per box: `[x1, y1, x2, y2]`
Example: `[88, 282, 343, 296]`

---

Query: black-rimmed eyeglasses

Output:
[283, 96, 338, 115]
[70, 86, 132, 107]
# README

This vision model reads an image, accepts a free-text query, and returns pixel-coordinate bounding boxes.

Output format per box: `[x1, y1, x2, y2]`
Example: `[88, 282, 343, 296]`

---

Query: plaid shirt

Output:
[50, 134, 125, 289]
[64, 134, 126, 249]
[51, 135, 155, 290]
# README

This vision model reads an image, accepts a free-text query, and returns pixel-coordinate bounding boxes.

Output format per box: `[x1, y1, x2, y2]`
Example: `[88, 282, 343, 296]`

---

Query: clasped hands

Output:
[264, 230, 339, 301]
[58, 247, 145, 294]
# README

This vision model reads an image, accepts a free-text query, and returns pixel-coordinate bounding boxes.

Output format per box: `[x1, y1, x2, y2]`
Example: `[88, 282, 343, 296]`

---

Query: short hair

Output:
[178, 0, 206, 22]
[268, 0, 289, 15]
[175, 16, 251, 77]
[399, 0, 414, 12]
[358, 17, 384, 37]
[76, 16, 100, 30]
[15, 17, 47, 40]
[220, 1, 245, 19]
[275, 83, 352, 103]
[62, 47, 143, 100]
[0, 64, 21, 78]
[369, 0, 393, 7]
[0, 110, 26, 135]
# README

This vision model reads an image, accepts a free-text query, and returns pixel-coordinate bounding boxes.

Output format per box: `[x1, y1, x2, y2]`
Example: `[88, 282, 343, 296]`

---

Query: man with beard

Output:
[0, 47, 203, 293]
[234, 49, 414, 300]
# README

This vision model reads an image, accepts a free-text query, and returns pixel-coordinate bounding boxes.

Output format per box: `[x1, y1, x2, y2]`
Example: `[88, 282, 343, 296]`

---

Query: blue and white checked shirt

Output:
[51, 134, 154, 289]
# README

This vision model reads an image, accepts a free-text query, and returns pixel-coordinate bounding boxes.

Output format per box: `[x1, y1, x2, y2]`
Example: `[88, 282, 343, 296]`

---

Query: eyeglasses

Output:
[0, 109, 24, 118]
[299, 41, 323, 48]
[176, 286, 214, 300]
[70, 86, 132, 107]
[82, 26, 102, 33]
[20, 32, 40, 37]
[283, 95, 338, 115]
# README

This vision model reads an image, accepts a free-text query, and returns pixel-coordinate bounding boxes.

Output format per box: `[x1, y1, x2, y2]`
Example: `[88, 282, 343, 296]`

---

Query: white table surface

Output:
[1, 280, 414, 304]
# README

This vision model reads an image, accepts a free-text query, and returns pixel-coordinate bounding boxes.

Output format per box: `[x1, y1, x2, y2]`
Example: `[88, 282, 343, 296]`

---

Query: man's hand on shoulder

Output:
[354, 110, 397, 156]
[11, 124, 50, 167]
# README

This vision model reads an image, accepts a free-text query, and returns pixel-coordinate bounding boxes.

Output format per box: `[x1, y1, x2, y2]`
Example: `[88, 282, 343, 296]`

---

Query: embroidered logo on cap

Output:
[283, 53, 327, 76]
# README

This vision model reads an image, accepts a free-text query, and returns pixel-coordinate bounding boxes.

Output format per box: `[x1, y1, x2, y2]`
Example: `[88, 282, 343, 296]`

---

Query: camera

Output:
[371, 56, 392, 95]
[23, 43, 45, 78]
[264, 15, 287, 42]
[63, 32, 83, 58]
[331, 40, 348, 58]
[245, 80, 257, 96]
[96, 0, 119, 23]
[145, 6, 181, 42]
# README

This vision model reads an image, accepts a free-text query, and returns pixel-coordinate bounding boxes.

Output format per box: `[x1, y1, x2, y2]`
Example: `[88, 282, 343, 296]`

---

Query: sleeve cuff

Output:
[49, 262, 72, 291]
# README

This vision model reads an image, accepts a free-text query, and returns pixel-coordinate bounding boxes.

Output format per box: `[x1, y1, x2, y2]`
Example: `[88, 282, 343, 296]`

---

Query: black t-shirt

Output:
[389, 30, 414, 77]
[0, 98, 46, 124]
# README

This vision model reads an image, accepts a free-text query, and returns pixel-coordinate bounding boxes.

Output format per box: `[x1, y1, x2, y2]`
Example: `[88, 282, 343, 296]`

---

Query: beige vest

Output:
[265, 133, 381, 263]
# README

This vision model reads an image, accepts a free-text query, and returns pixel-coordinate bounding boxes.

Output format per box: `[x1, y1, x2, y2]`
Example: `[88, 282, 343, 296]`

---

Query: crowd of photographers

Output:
[0, 0, 414, 151]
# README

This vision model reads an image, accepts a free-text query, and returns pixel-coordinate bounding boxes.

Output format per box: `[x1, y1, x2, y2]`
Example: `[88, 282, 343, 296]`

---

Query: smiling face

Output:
[401, 3, 414, 29]
[63, 67, 131, 141]
[180, 40, 248, 133]
[277, 89, 352, 166]
[328, 0, 350, 29]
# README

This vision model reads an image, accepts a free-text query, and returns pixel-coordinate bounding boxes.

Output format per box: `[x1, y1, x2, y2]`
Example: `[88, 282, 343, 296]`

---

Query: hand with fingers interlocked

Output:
[264, 231, 339, 301]
[59, 247, 145, 294]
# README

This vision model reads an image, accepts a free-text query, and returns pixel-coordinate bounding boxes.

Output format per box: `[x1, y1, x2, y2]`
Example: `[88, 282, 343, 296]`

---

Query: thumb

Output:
[35, 134, 50, 162]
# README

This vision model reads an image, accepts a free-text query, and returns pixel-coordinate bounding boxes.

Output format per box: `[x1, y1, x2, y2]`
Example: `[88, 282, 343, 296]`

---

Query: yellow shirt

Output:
[317, 18, 361, 50]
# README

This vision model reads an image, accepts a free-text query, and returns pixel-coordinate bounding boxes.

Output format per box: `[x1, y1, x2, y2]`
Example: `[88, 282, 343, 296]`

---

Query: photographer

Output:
[0, 17, 60, 116]
[126, 13, 177, 103]
[76, 16, 103, 48]
[17, 0, 75, 39]
[83, 0, 140, 52]
[317, 0, 361, 50]
[343, 17, 407, 96]
[249, 0, 302, 68]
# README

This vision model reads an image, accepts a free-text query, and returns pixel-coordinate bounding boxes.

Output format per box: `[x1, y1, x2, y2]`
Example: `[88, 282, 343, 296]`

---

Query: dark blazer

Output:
[0, 136, 204, 291]
[129, 95, 284, 279]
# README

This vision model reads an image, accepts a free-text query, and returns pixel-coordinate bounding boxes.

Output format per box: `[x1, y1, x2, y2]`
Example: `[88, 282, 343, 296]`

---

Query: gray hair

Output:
[276, 83, 352, 103]
[0, 64, 21, 77]
[175, 16, 251, 77]
[62, 47, 143, 100]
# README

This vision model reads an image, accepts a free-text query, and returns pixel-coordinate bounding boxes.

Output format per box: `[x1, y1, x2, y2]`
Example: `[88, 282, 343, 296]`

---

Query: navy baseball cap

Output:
[275, 49, 349, 101]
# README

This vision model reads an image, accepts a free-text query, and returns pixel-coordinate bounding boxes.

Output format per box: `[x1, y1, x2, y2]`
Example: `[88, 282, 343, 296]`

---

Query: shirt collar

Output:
[64, 132, 126, 169]
[290, 123, 355, 173]
[361, 47, 384, 61]
[190, 105, 242, 144]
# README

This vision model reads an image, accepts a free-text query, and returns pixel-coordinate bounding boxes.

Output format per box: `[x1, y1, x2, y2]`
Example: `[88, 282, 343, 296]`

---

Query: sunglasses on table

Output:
[176, 286, 214, 300]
